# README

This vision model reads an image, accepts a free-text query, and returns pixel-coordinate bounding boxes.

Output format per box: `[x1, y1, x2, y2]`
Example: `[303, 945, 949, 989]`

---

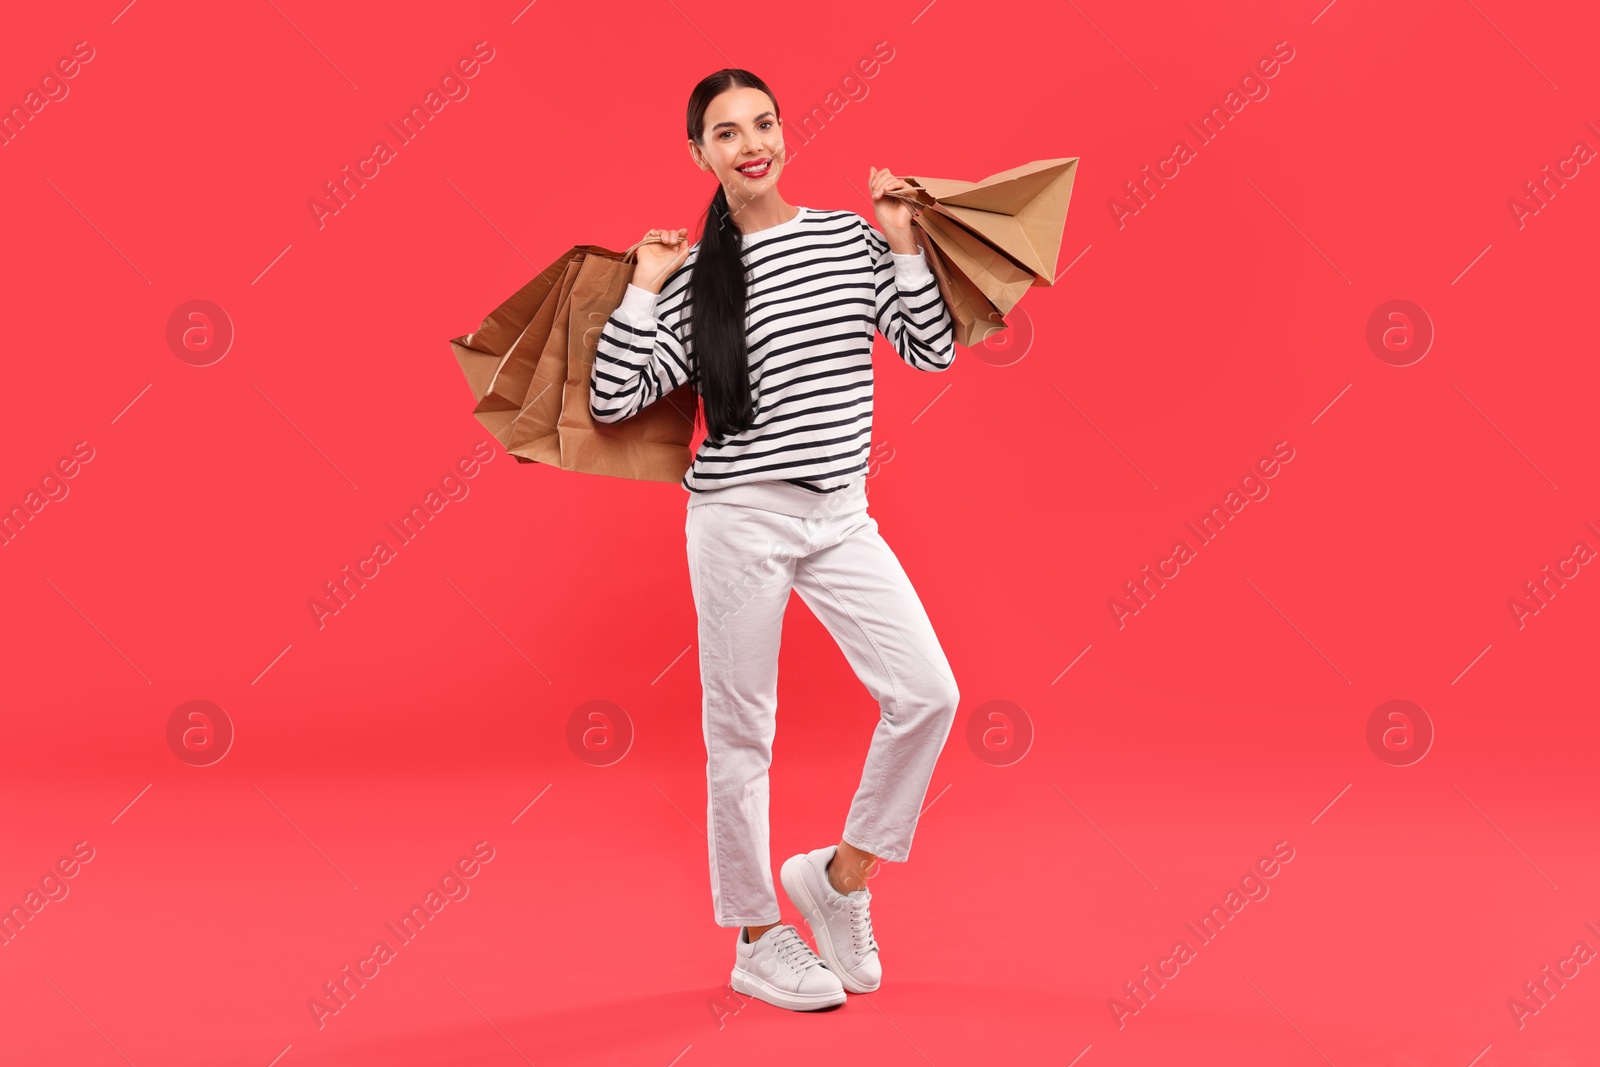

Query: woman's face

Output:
[690, 87, 786, 205]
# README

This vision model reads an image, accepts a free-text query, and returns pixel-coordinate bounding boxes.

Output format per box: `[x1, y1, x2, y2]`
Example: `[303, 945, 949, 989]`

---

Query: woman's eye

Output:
[719, 122, 772, 139]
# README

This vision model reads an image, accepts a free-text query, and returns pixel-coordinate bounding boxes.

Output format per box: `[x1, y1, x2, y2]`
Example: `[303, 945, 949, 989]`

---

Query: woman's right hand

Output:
[632, 228, 691, 294]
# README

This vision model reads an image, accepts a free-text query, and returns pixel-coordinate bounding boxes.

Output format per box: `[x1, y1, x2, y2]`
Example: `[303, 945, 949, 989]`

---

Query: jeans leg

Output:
[686, 503, 801, 927]
[790, 511, 960, 864]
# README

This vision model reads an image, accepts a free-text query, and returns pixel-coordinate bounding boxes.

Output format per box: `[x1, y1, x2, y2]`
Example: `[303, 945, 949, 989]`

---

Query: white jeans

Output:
[684, 482, 961, 927]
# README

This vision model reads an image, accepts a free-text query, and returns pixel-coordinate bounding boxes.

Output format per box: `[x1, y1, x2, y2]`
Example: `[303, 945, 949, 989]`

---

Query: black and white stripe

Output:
[591, 207, 955, 494]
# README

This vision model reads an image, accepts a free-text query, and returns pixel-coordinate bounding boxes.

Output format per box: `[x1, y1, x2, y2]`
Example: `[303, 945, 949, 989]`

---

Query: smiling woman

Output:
[586, 67, 961, 1014]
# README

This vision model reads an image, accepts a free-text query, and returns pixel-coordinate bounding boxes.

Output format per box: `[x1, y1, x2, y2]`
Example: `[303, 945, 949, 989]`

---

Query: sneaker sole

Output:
[729, 966, 846, 1011]
[780, 855, 881, 994]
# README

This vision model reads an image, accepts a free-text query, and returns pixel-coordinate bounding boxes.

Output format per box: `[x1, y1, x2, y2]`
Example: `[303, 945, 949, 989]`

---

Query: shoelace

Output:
[768, 925, 825, 973]
[846, 892, 879, 957]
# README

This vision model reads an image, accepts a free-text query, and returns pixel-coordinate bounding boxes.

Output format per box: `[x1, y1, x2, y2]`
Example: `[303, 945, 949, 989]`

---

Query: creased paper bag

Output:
[448, 240, 697, 482]
[887, 157, 1078, 347]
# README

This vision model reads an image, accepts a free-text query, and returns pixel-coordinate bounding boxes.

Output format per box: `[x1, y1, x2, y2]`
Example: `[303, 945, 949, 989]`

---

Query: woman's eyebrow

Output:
[711, 110, 775, 132]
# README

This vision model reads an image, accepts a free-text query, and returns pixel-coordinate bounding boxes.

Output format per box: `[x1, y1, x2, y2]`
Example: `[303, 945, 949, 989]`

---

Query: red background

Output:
[2, 0, 1597, 1064]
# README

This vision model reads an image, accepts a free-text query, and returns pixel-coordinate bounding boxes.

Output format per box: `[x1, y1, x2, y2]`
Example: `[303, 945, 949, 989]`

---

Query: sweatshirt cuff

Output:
[616, 283, 658, 322]
[891, 249, 934, 286]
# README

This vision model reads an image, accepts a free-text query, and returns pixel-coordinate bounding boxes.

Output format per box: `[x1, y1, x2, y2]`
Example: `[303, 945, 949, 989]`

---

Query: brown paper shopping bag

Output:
[887, 157, 1078, 347]
[448, 239, 697, 482]
[500, 256, 586, 468]
[449, 248, 590, 458]
[551, 248, 698, 482]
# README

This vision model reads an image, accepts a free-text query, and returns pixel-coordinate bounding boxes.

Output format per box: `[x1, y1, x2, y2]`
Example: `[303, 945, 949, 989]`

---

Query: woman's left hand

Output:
[869, 166, 918, 252]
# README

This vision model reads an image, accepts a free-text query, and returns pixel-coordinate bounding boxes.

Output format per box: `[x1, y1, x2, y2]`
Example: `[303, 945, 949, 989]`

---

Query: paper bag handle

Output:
[623, 230, 691, 262]
[882, 186, 930, 218]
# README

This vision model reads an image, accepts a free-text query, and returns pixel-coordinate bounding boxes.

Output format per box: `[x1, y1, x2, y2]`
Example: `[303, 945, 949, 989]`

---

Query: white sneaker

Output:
[780, 846, 882, 993]
[730, 923, 846, 1011]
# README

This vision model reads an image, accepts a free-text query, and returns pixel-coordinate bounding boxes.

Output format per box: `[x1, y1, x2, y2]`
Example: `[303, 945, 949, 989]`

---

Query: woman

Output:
[591, 68, 961, 1013]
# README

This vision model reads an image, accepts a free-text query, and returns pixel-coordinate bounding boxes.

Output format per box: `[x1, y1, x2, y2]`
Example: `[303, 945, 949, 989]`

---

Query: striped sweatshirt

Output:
[590, 205, 956, 502]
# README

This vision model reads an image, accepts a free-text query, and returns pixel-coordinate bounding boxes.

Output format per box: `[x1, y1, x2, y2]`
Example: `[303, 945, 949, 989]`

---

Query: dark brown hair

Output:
[686, 68, 780, 442]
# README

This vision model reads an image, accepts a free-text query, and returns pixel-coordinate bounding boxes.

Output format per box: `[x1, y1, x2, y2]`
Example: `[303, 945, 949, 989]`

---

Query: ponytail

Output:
[686, 67, 782, 442]
[691, 182, 755, 441]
